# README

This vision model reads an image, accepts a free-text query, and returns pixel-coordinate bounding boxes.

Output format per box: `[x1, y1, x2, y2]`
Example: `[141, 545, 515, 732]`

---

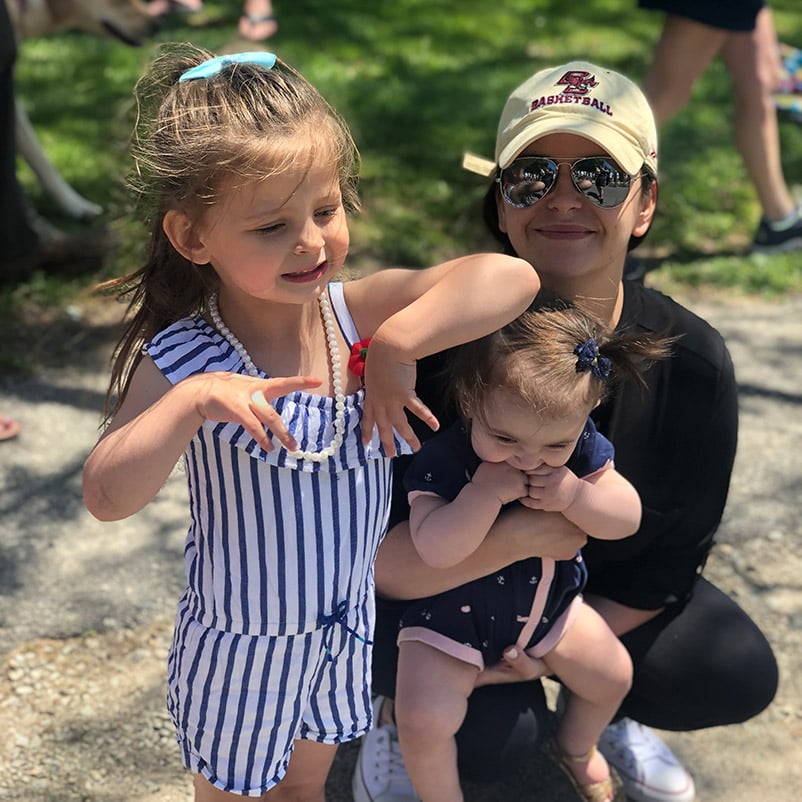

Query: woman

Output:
[352, 61, 778, 802]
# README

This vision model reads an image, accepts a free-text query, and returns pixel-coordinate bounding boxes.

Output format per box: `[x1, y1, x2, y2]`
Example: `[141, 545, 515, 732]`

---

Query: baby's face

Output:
[469, 387, 589, 472]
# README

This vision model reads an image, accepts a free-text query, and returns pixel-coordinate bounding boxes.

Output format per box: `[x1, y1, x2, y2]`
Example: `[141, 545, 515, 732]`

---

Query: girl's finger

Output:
[361, 406, 376, 446]
[243, 423, 275, 453]
[250, 389, 272, 410]
[379, 424, 398, 458]
[261, 375, 322, 399]
[390, 418, 421, 453]
[405, 396, 439, 433]
[247, 401, 299, 452]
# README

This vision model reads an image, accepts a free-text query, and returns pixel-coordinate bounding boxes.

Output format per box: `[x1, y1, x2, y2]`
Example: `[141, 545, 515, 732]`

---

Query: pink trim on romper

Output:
[514, 557, 556, 649]
[514, 557, 583, 657]
[396, 556, 584, 670]
[523, 595, 583, 658]
[397, 626, 485, 670]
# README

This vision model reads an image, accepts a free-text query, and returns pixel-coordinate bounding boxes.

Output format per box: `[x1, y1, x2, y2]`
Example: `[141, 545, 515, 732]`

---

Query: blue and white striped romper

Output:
[144, 282, 411, 796]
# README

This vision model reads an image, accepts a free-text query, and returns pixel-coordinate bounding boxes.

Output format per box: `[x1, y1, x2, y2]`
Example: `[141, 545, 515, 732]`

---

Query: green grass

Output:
[5, 0, 802, 371]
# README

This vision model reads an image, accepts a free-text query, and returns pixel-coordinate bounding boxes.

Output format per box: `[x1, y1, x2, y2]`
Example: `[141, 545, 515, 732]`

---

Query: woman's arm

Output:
[375, 505, 587, 600]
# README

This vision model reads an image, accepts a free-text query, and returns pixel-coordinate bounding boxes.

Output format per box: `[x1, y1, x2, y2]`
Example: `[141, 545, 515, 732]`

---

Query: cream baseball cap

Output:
[463, 60, 658, 178]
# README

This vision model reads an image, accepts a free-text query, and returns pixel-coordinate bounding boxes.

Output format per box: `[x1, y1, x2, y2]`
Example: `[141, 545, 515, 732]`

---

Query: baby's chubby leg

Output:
[395, 640, 480, 802]
[543, 603, 632, 788]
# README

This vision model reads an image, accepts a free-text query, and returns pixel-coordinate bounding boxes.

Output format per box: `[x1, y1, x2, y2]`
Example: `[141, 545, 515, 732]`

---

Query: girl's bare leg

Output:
[395, 640, 479, 802]
[194, 739, 337, 802]
[542, 604, 632, 787]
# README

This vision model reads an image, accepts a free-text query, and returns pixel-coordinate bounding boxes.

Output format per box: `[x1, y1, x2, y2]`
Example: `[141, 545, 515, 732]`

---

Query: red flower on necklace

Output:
[348, 338, 371, 378]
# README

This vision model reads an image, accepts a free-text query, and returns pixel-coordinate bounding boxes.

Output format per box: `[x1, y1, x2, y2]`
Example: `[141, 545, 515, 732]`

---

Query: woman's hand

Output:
[494, 504, 588, 561]
[474, 646, 548, 688]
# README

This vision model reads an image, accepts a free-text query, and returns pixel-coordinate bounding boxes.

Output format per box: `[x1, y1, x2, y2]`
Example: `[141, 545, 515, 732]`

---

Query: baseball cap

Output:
[463, 60, 658, 178]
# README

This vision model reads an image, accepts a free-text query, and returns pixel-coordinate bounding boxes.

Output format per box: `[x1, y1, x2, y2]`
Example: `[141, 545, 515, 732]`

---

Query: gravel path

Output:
[1, 290, 800, 801]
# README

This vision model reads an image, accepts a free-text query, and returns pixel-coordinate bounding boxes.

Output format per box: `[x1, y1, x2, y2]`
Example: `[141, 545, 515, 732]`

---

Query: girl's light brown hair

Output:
[98, 43, 360, 421]
[448, 298, 675, 422]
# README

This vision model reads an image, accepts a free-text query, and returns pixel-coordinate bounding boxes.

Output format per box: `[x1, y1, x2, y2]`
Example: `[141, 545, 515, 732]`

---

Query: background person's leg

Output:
[723, 8, 797, 223]
[642, 15, 726, 124]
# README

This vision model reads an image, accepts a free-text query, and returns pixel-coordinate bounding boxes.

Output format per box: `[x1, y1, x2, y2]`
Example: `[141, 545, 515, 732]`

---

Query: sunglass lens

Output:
[572, 158, 632, 207]
[500, 159, 556, 207]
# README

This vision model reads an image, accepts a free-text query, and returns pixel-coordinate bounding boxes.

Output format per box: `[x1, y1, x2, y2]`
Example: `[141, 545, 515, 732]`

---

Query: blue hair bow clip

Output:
[574, 338, 612, 380]
[178, 52, 277, 83]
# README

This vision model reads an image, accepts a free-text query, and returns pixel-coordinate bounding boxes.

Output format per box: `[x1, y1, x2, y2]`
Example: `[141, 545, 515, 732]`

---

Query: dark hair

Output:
[98, 43, 360, 420]
[481, 167, 658, 255]
[448, 298, 674, 421]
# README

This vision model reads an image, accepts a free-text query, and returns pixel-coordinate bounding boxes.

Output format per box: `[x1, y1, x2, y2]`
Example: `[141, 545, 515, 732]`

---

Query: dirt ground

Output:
[0, 288, 800, 801]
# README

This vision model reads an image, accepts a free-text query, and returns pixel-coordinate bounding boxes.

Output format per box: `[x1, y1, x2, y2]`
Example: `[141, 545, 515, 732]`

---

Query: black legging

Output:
[371, 577, 778, 782]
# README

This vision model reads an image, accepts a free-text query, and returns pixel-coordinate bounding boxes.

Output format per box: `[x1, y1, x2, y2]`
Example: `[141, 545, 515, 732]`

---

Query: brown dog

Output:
[7, 0, 158, 219]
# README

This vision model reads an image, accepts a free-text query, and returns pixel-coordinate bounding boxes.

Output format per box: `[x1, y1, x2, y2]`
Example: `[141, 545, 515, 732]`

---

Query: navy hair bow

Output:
[574, 338, 612, 380]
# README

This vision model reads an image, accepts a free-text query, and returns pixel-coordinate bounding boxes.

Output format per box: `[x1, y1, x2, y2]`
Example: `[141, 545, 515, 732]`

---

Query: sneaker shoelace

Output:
[607, 721, 673, 774]
[371, 724, 415, 793]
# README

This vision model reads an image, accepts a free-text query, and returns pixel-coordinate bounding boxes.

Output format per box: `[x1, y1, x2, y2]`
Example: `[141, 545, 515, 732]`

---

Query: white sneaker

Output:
[352, 696, 420, 802]
[598, 718, 696, 802]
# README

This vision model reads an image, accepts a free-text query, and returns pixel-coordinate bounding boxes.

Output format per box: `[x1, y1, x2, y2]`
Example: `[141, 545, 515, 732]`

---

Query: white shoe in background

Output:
[598, 718, 695, 802]
[352, 696, 420, 802]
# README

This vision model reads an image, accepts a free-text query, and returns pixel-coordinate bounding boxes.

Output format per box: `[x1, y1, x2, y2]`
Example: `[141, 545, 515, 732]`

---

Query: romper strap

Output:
[327, 282, 361, 349]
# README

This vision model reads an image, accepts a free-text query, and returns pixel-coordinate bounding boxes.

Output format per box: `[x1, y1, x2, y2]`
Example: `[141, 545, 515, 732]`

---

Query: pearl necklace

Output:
[208, 291, 346, 462]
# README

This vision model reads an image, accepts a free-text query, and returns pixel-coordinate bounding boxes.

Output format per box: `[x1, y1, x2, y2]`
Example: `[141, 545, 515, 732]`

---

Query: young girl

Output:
[394, 301, 671, 802]
[81, 44, 539, 800]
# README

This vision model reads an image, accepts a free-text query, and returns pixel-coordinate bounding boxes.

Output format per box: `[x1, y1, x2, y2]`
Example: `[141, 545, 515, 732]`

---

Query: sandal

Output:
[548, 739, 623, 802]
[0, 416, 21, 442]
[145, 0, 204, 17]
[238, 12, 278, 41]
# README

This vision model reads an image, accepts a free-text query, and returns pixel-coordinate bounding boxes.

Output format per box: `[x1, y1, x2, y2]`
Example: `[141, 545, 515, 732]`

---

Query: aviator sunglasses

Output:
[497, 156, 639, 209]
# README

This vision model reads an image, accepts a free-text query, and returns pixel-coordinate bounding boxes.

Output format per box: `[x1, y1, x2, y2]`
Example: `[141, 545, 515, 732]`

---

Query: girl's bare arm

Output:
[347, 254, 540, 451]
[83, 356, 318, 521]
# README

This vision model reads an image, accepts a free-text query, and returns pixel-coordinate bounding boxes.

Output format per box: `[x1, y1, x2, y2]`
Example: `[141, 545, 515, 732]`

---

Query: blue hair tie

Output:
[178, 52, 277, 83]
[574, 338, 612, 380]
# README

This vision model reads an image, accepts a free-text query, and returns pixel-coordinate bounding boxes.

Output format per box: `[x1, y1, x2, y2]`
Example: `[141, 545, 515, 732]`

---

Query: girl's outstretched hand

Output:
[195, 372, 322, 454]
[360, 356, 439, 457]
